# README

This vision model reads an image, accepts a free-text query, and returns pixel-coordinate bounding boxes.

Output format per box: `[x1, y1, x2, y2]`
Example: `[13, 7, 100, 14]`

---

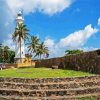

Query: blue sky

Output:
[1, 0, 100, 57]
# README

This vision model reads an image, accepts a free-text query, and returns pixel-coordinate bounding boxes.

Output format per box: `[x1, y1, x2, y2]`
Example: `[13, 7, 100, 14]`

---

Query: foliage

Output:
[12, 23, 29, 42]
[0, 45, 3, 62]
[8, 50, 15, 63]
[35, 42, 49, 59]
[27, 36, 40, 54]
[0, 45, 15, 63]
[3, 46, 10, 63]
[0, 68, 92, 78]
[12, 23, 49, 60]
[27, 36, 49, 59]
[12, 23, 29, 63]
[65, 49, 83, 55]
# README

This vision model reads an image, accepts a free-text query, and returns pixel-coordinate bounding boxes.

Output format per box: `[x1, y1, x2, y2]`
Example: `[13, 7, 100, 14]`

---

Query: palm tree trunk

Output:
[20, 40, 22, 63]
[40, 54, 41, 60]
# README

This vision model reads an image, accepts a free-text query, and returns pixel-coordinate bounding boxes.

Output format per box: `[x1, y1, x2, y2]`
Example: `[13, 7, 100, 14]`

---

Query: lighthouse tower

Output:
[15, 11, 25, 63]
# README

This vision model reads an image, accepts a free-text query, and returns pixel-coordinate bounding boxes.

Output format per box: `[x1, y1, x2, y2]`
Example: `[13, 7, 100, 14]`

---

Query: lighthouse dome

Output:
[17, 10, 22, 16]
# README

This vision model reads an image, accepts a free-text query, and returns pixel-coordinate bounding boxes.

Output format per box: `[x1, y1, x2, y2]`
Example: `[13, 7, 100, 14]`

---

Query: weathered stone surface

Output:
[35, 49, 100, 74]
[0, 75, 100, 84]
[0, 76, 100, 99]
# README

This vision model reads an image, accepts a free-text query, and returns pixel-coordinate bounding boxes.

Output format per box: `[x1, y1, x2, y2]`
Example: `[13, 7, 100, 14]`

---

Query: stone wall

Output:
[0, 75, 100, 99]
[0, 62, 35, 69]
[35, 50, 100, 74]
[0, 64, 17, 69]
[17, 62, 35, 68]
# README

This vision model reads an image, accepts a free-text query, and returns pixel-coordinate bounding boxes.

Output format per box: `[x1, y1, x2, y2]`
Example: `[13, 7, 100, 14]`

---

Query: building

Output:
[14, 11, 34, 67]
[14, 10, 25, 63]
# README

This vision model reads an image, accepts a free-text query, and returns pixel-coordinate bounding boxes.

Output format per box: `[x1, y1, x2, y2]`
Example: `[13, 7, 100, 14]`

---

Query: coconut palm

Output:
[35, 42, 49, 59]
[12, 23, 29, 62]
[27, 36, 40, 54]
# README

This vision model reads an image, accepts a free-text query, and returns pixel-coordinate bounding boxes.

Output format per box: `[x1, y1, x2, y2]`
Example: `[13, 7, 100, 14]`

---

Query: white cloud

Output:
[59, 24, 98, 48]
[6, 0, 74, 16]
[44, 24, 98, 58]
[3, 24, 99, 58]
[0, 0, 14, 42]
[2, 34, 15, 51]
[0, 0, 74, 42]
[79, 47, 99, 52]
[6, 0, 37, 16]
[98, 17, 100, 26]
[38, 0, 73, 15]
[44, 38, 57, 57]
[1, 1, 99, 58]
[44, 38, 55, 48]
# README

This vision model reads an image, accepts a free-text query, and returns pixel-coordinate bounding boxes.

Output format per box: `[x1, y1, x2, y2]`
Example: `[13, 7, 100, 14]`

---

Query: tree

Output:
[0, 45, 15, 63]
[9, 51, 15, 63]
[0, 44, 3, 62]
[65, 49, 83, 55]
[27, 36, 40, 54]
[12, 23, 29, 63]
[3, 46, 10, 63]
[35, 42, 49, 59]
[27, 35, 49, 59]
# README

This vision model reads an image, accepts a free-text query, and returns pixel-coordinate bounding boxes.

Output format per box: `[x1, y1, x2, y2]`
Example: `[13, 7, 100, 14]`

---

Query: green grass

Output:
[0, 68, 93, 78]
[77, 97, 97, 100]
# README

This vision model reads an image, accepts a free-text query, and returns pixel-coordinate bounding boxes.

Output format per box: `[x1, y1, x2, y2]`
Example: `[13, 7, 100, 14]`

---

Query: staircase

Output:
[0, 75, 100, 100]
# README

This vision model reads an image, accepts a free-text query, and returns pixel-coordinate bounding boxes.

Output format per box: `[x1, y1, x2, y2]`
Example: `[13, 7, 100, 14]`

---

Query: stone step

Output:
[0, 75, 99, 84]
[0, 76, 99, 99]
[0, 80, 100, 90]
[0, 86, 100, 97]
[0, 77, 99, 85]
[0, 92, 100, 100]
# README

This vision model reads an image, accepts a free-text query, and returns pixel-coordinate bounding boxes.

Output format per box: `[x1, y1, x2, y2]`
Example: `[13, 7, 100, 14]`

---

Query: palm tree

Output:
[35, 42, 49, 59]
[27, 36, 40, 54]
[12, 23, 29, 63]
[3, 46, 10, 63]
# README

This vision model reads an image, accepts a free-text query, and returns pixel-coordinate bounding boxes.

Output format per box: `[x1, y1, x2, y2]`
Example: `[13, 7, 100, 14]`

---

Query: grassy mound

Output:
[0, 68, 93, 78]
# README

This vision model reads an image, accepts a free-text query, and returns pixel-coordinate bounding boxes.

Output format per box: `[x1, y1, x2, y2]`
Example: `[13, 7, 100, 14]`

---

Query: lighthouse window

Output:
[18, 14, 21, 16]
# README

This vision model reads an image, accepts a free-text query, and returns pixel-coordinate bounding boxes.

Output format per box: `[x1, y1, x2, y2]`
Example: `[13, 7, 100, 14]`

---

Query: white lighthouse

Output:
[15, 11, 25, 63]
